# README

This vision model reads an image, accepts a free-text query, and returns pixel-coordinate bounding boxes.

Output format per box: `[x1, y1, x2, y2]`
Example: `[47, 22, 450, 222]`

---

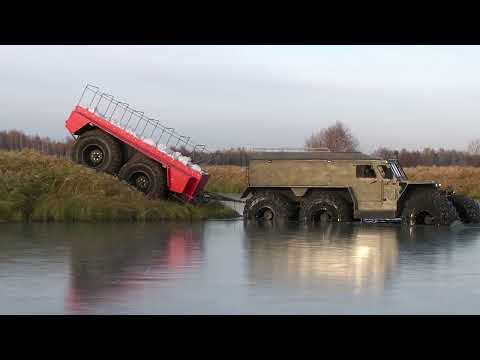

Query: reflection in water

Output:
[1, 221, 480, 314]
[244, 222, 399, 295]
[243, 221, 478, 297]
[66, 223, 205, 313]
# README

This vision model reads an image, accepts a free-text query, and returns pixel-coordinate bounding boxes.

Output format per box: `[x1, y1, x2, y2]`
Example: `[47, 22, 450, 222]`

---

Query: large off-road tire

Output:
[299, 191, 353, 225]
[401, 189, 458, 226]
[243, 191, 297, 222]
[451, 194, 480, 224]
[118, 154, 167, 199]
[71, 129, 123, 175]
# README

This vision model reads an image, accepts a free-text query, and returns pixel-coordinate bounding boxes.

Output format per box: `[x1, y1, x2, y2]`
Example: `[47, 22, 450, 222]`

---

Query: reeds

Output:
[405, 166, 480, 198]
[205, 165, 248, 193]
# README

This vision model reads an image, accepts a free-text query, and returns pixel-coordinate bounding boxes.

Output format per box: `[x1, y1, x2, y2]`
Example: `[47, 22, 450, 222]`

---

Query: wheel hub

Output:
[88, 148, 104, 165]
[134, 174, 150, 191]
[319, 211, 332, 223]
[424, 214, 434, 225]
[263, 209, 274, 220]
[312, 206, 336, 224]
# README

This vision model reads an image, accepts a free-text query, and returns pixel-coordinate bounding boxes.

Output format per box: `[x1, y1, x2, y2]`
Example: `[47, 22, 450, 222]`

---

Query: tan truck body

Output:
[243, 151, 436, 219]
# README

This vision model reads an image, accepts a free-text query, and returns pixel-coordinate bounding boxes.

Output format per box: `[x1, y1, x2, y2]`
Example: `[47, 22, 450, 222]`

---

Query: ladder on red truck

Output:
[65, 84, 209, 202]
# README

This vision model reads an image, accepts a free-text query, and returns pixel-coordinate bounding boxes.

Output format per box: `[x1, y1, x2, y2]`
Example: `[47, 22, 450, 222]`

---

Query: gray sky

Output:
[1, 45, 479, 153]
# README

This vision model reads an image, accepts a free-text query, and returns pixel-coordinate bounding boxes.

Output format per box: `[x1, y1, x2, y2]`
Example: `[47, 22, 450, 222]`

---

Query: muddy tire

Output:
[71, 129, 123, 175]
[401, 189, 458, 226]
[299, 191, 353, 225]
[243, 191, 297, 222]
[118, 154, 167, 199]
[451, 194, 480, 224]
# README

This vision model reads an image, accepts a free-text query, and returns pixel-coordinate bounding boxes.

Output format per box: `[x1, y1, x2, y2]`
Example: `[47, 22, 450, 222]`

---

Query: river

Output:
[1, 218, 480, 314]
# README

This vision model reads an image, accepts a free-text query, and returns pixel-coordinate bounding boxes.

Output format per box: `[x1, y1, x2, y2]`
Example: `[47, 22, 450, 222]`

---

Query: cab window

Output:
[377, 165, 393, 179]
[356, 165, 376, 178]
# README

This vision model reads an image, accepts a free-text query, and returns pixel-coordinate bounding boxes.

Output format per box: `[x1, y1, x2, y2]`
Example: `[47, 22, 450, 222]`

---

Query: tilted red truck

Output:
[65, 85, 209, 202]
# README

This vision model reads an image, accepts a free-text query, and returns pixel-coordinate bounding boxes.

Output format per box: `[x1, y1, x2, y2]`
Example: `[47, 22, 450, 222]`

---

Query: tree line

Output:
[304, 121, 480, 167]
[198, 146, 480, 167]
[3, 127, 480, 167]
[371, 147, 480, 167]
[0, 130, 73, 157]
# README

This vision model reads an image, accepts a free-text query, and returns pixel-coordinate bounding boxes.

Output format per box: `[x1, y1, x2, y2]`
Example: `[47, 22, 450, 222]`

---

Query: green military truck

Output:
[241, 150, 480, 226]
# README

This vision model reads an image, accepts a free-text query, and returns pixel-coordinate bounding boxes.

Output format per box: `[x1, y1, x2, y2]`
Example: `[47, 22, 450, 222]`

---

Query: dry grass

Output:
[405, 166, 480, 198]
[0, 150, 238, 222]
[205, 165, 248, 193]
[205, 165, 480, 199]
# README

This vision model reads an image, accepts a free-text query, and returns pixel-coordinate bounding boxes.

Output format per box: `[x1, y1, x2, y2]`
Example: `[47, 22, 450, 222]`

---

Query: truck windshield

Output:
[377, 165, 394, 179]
[388, 160, 408, 181]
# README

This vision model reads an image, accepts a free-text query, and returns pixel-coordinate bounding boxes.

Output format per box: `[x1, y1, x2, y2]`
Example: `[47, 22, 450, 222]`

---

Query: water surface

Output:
[1, 220, 480, 314]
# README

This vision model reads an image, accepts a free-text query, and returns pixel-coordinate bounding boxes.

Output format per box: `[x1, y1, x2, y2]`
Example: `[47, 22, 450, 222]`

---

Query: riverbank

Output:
[0, 150, 238, 222]
[205, 165, 480, 199]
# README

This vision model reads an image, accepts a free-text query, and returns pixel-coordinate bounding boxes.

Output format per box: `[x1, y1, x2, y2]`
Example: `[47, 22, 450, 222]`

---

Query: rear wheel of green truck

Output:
[243, 192, 297, 222]
[451, 194, 480, 224]
[401, 189, 458, 226]
[71, 129, 123, 175]
[118, 154, 167, 199]
[299, 191, 353, 226]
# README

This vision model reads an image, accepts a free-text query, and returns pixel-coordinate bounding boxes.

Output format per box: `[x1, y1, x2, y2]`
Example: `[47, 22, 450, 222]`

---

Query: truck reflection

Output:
[244, 221, 400, 295]
[66, 224, 204, 313]
[243, 221, 473, 295]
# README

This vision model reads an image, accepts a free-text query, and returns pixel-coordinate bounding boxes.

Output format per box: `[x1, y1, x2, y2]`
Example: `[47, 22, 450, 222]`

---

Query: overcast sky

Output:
[1, 45, 479, 153]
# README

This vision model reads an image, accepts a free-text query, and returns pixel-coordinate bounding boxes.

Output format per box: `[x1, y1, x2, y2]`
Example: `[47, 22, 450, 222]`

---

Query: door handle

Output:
[370, 180, 377, 184]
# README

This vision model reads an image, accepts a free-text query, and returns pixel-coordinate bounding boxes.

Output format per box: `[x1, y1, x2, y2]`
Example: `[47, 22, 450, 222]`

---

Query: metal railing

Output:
[77, 84, 207, 163]
[250, 147, 331, 152]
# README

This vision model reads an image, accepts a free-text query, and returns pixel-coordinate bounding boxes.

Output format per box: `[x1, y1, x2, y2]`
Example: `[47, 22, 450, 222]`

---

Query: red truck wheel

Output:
[71, 129, 123, 175]
[118, 154, 167, 199]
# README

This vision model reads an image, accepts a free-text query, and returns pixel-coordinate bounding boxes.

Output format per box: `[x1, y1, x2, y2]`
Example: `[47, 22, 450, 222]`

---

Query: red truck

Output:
[65, 84, 209, 202]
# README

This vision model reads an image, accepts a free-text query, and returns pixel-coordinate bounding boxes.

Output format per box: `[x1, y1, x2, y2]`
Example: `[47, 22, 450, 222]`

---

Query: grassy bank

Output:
[0, 150, 238, 222]
[204, 165, 480, 199]
[405, 166, 480, 199]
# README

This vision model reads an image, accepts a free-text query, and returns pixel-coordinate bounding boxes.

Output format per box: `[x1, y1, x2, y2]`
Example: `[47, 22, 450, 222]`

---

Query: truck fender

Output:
[291, 187, 308, 197]
[240, 187, 252, 199]
[397, 183, 437, 215]
[347, 187, 358, 211]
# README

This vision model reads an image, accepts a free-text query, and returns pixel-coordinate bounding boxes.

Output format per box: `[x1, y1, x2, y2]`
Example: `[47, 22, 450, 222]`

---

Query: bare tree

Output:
[372, 147, 401, 160]
[468, 139, 480, 154]
[305, 121, 359, 151]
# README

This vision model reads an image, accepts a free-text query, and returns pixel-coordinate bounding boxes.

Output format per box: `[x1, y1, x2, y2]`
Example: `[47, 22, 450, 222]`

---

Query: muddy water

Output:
[1, 219, 480, 314]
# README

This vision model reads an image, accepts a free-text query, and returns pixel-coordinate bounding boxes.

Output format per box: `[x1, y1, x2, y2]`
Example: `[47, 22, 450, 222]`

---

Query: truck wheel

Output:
[401, 190, 458, 226]
[243, 192, 297, 222]
[118, 154, 167, 199]
[451, 194, 480, 224]
[299, 191, 353, 225]
[71, 129, 123, 175]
